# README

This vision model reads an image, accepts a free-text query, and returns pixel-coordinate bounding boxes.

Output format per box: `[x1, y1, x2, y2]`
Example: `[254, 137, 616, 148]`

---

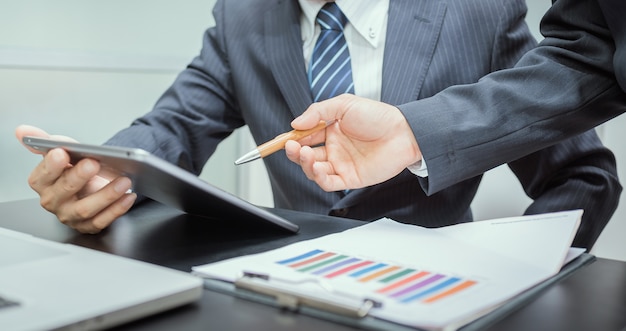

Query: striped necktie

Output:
[308, 2, 354, 102]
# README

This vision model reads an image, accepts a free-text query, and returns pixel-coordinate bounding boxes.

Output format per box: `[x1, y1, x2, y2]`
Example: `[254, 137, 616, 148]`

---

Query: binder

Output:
[202, 253, 595, 331]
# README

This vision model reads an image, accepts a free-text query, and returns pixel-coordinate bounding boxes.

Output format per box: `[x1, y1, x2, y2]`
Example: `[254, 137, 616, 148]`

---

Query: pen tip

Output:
[234, 149, 261, 166]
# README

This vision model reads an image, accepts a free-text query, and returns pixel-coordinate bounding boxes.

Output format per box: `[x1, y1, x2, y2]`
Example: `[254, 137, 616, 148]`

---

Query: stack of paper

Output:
[192, 210, 582, 330]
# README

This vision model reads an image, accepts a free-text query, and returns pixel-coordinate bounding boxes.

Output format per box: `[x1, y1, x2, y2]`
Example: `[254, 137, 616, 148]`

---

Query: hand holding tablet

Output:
[19, 132, 298, 234]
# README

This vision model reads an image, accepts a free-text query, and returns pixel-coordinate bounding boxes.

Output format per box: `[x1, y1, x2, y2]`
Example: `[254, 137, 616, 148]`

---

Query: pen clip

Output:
[236, 271, 382, 318]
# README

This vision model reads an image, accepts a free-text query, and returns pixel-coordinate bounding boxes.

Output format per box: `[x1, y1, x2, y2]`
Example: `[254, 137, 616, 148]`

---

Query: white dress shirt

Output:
[298, 0, 427, 176]
[298, 0, 388, 101]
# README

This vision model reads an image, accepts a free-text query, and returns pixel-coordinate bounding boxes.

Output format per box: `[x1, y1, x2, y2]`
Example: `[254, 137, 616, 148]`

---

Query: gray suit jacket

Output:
[107, 0, 620, 249]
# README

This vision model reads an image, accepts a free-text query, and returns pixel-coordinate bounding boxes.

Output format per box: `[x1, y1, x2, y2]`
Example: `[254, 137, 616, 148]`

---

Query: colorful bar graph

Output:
[422, 280, 477, 303]
[276, 249, 324, 265]
[349, 263, 388, 277]
[285, 251, 336, 268]
[401, 277, 461, 303]
[325, 260, 373, 278]
[379, 268, 416, 283]
[298, 254, 347, 272]
[312, 257, 360, 275]
[390, 274, 446, 298]
[376, 271, 430, 294]
[274, 249, 478, 305]
[359, 265, 401, 282]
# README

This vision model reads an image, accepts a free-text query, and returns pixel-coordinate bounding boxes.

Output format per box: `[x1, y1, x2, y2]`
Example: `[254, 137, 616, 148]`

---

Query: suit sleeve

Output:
[508, 130, 621, 250]
[105, 0, 244, 175]
[485, 0, 623, 250]
[400, 0, 626, 195]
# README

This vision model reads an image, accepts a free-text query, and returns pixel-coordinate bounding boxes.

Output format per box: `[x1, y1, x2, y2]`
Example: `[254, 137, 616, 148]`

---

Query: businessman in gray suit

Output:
[17, 0, 620, 250]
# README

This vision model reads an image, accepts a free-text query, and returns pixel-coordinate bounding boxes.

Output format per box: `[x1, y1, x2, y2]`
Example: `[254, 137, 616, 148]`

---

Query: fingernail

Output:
[114, 177, 132, 193]
[121, 193, 137, 207]
[81, 160, 96, 174]
[49, 148, 65, 162]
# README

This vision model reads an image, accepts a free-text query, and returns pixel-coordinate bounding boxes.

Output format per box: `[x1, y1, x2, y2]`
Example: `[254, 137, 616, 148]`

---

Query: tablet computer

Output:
[22, 136, 299, 233]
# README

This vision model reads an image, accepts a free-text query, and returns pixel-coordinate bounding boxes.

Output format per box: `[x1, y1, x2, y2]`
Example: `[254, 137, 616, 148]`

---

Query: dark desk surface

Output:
[1, 198, 625, 331]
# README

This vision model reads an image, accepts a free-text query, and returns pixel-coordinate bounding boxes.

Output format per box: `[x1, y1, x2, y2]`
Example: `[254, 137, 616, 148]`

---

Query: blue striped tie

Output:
[309, 3, 354, 102]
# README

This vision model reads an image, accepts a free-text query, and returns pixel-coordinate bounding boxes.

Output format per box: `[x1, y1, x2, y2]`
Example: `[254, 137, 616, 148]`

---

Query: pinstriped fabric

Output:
[105, 0, 620, 249]
[381, 0, 529, 103]
[309, 3, 354, 101]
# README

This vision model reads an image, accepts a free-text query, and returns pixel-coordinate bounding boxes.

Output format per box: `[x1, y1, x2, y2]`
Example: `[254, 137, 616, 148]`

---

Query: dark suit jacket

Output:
[106, 0, 620, 249]
[396, 0, 625, 247]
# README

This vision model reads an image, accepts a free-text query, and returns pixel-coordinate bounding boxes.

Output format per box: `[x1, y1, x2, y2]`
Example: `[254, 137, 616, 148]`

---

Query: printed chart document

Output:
[193, 210, 582, 331]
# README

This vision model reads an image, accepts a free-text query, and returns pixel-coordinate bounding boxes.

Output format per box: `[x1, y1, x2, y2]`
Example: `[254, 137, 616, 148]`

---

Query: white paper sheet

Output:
[193, 210, 582, 331]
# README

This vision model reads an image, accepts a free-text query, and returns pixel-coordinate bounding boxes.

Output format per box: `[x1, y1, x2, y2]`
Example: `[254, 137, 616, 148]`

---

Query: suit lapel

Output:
[265, 0, 313, 118]
[264, 0, 449, 113]
[382, 0, 447, 105]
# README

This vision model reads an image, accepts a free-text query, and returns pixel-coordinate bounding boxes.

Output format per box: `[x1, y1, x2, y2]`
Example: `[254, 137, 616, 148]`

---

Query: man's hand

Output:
[285, 94, 422, 192]
[15, 125, 136, 233]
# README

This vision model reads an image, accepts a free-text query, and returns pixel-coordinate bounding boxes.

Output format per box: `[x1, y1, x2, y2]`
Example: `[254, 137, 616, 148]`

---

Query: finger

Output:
[36, 157, 100, 213]
[55, 158, 101, 197]
[311, 162, 347, 192]
[56, 176, 133, 228]
[295, 130, 327, 147]
[291, 94, 352, 130]
[298, 146, 317, 180]
[285, 140, 303, 165]
[29, 148, 74, 193]
[291, 106, 323, 130]
[79, 175, 113, 199]
[15, 125, 78, 154]
[71, 193, 137, 234]
[16, 125, 52, 154]
[286, 141, 329, 168]
[310, 145, 328, 162]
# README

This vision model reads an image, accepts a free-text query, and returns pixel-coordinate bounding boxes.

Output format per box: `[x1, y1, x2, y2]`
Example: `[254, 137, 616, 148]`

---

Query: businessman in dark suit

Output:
[17, 0, 620, 250]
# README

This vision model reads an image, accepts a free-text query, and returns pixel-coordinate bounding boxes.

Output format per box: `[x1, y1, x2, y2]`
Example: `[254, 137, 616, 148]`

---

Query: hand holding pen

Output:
[282, 94, 422, 192]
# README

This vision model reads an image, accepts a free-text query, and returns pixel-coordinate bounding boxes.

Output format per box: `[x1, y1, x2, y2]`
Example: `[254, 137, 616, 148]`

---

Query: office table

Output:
[1, 198, 625, 331]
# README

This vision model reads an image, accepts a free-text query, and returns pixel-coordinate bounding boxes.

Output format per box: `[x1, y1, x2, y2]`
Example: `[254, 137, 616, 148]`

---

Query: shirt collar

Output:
[298, 0, 389, 48]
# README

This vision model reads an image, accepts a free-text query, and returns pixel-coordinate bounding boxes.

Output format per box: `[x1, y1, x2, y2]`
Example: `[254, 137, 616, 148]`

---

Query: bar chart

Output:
[276, 249, 479, 304]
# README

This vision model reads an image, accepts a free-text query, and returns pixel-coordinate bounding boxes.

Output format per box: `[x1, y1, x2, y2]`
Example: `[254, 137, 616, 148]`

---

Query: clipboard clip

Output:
[235, 271, 382, 318]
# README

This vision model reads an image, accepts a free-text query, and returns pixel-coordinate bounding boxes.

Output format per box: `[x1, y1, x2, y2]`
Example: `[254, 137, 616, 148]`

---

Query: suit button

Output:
[331, 208, 350, 217]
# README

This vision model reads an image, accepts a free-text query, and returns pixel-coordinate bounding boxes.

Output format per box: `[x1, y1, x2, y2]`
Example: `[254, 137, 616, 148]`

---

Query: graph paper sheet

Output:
[193, 210, 581, 331]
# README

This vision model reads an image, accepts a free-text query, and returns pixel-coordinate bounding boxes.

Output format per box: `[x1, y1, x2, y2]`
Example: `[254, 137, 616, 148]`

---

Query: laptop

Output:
[21, 136, 299, 233]
[0, 227, 203, 331]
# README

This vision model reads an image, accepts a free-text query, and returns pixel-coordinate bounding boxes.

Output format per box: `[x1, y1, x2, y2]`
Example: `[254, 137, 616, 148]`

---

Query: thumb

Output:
[15, 125, 51, 154]
[15, 125, 78, 155]
[291, 108, 323, 130]
[292, 95, 350, 130]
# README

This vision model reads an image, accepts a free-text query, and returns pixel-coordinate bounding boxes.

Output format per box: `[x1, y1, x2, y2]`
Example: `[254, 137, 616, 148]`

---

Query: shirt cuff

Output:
[407, 159, 428, 177]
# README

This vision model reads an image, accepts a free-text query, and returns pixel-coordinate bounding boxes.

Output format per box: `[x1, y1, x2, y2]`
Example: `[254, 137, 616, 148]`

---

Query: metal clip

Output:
[235, 271, 382, 318]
